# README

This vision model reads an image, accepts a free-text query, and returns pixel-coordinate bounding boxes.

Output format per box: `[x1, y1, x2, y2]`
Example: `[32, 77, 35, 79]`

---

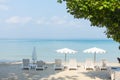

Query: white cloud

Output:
[5, 16, 32, 24]
[36, 16, 81, 27]
[0, 0, 8, 3]
[0, 0, 9, 11]
[49, 16, 66, 25]
[36, 16, 66, 25]
[0, 5, 8, 11]
[36, 19, 46, 25]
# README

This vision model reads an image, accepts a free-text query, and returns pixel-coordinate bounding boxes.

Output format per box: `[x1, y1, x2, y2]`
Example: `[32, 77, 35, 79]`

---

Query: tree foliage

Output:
[57, 0, 120, 43]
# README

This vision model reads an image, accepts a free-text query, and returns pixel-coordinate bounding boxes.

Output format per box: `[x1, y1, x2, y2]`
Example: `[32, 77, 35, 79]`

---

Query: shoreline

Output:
[0, 59, 119, 64]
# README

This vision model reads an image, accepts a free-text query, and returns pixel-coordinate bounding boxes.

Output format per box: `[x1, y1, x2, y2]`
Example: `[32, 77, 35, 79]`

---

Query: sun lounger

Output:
[99, 59, 108, 70]
[35, 60, 46, 70]
[22, 59, 30, 70]
[54, 59, 64, 70]
[111, 71, 120, 80]
[68, 59, 77, 70]
[84, 59, 94, 70]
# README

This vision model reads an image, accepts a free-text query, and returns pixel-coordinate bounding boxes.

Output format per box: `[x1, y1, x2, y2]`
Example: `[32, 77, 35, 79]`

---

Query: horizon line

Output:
[0, 38, 112, 41]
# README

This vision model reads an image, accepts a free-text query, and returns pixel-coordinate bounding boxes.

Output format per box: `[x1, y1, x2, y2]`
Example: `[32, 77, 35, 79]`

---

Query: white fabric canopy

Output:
[83, 47, 106, 54]
[83, 47, 106, 63]
[56, 48, 77, 63]
[56, 48, 77, 54]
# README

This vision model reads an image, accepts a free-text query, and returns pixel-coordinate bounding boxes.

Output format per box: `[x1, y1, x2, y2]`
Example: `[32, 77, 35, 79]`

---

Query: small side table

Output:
[29, 63, 36, 69]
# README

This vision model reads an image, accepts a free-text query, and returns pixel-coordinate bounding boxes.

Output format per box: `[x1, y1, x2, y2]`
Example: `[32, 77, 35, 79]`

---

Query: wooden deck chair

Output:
[35, 60, 46, 70]
[54, 59, 64, 70]
[22, 59, 30, 70]
[68, 59, 77, 70]
[99, 59, 108, 70]
[111, 71, 120, 80]
[84, 59, 94, 70]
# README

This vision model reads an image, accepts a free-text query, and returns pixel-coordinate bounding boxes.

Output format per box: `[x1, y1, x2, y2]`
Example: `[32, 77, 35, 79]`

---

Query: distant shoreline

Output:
[0, 38, 113, 41]
[0, 38, 112, 41]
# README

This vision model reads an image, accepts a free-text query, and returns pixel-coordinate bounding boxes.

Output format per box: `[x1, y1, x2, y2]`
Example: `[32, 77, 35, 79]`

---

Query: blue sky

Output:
[0, 0, 108, 39]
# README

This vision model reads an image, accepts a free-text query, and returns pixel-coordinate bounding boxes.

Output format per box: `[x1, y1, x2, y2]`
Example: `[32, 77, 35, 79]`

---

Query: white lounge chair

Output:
[99, 59, 108, 70]
[54, 59, 64, 70]
[68, 59, 77, 70]
[84, 59, 94, 70]
[35, 60, 46, 70]
[22, 59, 30, 70]
[111, 71, 120, 80]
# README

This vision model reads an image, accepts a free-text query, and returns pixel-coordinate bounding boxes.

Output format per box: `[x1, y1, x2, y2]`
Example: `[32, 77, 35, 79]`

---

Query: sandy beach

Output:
[0, 62, 120, 80]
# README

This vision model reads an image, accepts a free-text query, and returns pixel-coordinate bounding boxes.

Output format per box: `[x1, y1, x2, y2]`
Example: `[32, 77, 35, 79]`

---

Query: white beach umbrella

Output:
[56, 48, 77, 63]
[32, 46, 37, 64]
[83, 47, 106, 63]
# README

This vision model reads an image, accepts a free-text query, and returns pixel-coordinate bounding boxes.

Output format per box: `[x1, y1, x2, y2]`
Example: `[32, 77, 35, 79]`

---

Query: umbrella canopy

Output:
[83, 47, 106, 63]
[32, 46, 37, 64]
[56, 48, 77, 63]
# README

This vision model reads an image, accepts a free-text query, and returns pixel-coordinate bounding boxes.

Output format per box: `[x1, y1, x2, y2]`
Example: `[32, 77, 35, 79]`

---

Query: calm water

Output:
[0, 39, 119, 62]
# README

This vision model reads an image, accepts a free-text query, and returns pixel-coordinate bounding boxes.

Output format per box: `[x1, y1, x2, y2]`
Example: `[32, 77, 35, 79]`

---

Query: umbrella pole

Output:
[33, 60, 35, 64]
[94, 53, 96, 64]
[65, 54, 67, 64]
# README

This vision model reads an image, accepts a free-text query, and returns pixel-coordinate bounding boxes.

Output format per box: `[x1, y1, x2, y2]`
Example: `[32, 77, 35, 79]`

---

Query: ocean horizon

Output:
[0, 39, 119, 63]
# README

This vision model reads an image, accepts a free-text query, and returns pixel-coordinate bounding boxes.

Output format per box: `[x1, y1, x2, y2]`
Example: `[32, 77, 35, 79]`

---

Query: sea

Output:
[0, 39, 119, 63]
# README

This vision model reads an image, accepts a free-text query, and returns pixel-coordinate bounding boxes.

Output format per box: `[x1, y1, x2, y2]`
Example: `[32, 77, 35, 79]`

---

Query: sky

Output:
[0, 0, 109, 40]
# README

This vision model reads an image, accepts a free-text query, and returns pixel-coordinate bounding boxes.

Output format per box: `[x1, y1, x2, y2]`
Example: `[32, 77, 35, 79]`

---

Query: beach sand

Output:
[0, 62, 119, 80]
